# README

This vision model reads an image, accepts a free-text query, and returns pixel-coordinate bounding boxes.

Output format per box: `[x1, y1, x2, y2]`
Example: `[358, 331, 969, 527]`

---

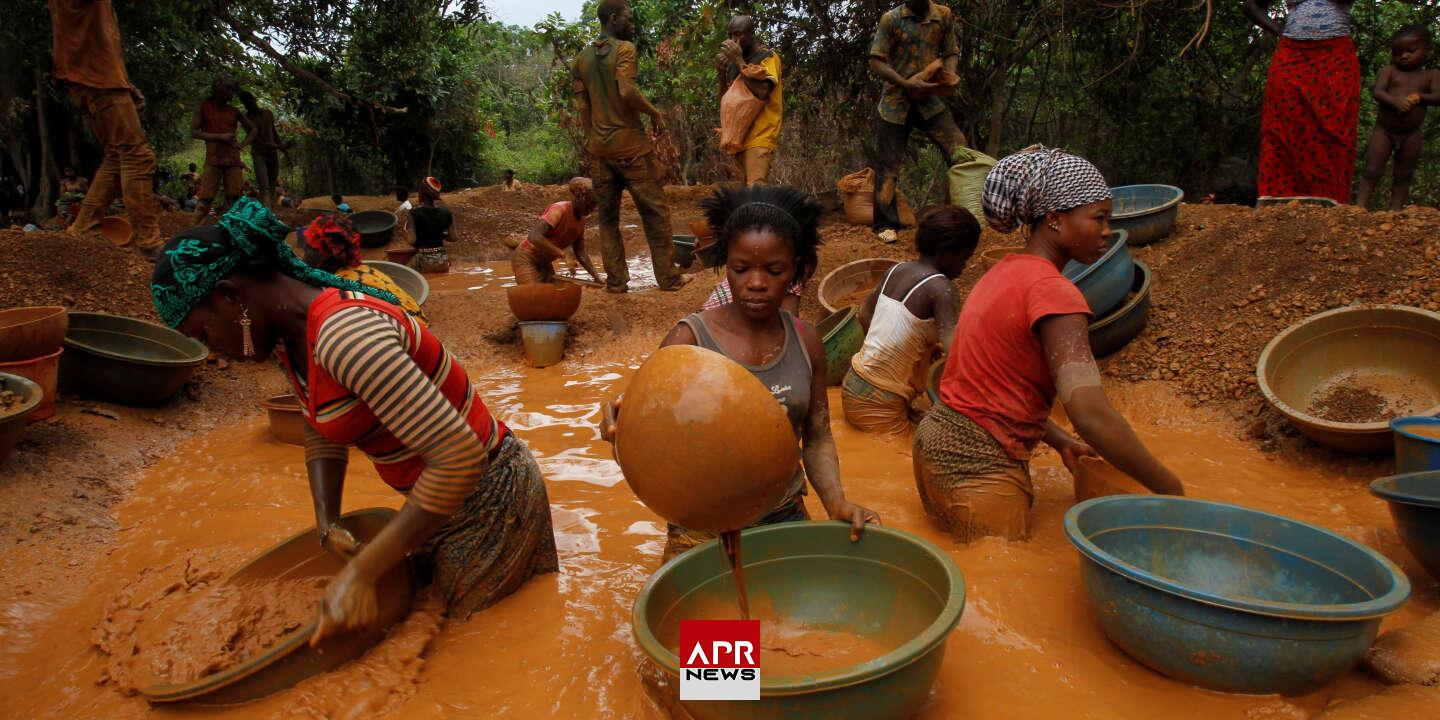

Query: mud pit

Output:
[2, 197, 1439, 718]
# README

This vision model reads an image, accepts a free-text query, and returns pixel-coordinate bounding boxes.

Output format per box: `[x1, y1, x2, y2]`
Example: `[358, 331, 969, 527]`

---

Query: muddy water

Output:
[1, 364, 1438, 718]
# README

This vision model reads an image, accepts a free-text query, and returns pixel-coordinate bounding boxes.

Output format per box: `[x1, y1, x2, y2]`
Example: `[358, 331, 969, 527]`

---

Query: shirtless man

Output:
[1357, 24, 1440, 210]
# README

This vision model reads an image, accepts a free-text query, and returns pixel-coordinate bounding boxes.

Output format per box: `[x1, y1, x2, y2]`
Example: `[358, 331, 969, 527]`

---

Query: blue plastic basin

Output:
[1089, 260, 1151, 358]
[1391, 417, 1440, 474]
[1110, 185, 1184, 246]
[1370, 471, 1440, 581]
[1063, 230, 1133, 317]
[1065, 496, 1410, 695]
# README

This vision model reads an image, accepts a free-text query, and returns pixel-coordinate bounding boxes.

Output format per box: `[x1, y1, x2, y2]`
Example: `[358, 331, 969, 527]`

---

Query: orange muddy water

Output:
[1, 363, 1437, 718]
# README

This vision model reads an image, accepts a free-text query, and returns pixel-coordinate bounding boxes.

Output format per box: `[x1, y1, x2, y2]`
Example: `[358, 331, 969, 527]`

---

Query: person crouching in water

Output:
[511, 177, 602, 285]
[602, 184, 880, 562]
[914, 146, 1183, 542]
[843, 205, 976, 436]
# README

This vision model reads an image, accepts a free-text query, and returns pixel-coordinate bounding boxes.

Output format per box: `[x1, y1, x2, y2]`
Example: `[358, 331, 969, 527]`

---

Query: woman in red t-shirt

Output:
[511, 177, 601, 285]
[914, 146, 1182, 542]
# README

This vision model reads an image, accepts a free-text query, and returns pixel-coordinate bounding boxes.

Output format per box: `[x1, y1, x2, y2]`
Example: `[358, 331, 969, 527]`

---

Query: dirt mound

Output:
[1100, 203, 1440, 433]
[0, 229, 159, 320]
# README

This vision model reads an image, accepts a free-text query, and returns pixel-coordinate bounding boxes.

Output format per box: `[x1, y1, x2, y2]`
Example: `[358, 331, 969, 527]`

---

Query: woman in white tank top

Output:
[841, 206, 979, 436]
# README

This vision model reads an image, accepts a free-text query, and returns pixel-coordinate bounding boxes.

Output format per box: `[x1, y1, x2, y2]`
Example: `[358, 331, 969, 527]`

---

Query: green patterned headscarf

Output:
[150, 197, 400, 327]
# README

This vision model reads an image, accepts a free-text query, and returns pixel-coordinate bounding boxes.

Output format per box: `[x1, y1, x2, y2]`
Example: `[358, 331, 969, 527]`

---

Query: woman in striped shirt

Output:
[151, 198, 558, 641]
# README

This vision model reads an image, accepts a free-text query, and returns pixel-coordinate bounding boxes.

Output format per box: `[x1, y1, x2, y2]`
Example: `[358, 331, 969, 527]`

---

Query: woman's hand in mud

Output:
[827, 499, 881, 543]
[1055, 437, 1099, 475]
[310, 564, 380, 647]
[599, 394, 622, 444]
[321, 524, 362, 559]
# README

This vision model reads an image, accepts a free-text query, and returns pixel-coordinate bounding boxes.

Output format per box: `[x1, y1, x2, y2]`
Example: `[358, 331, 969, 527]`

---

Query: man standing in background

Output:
[717, 15, 782, 185]
[868, 0, 966, 244]
[572, 0, 687, 293]
[239, 91, 287, 210]
[48, 0, 161, 252]
[191, 79, 255, 220]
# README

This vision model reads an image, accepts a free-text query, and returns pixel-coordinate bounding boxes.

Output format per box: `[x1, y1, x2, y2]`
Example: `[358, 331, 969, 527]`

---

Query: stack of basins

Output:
[507, 283, 583, 368]
[0, 306, 65, 462]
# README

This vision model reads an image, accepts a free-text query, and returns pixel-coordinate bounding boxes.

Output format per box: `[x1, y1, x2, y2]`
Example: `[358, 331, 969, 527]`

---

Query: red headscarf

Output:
[301, 214, 362, 269]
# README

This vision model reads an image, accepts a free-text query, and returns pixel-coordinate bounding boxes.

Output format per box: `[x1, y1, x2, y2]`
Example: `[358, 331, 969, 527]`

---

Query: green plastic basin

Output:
[633, 522, 965, 719]
[817, 307, 864, 387]
[60, 312, 209, 406]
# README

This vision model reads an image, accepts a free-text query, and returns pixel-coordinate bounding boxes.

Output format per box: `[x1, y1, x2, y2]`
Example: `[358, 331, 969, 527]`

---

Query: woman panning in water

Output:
[151, 198, 558, 638]
[915, 147, 1183, 542]
[603, 185, 881, 562]
[842, 205, 977, 436]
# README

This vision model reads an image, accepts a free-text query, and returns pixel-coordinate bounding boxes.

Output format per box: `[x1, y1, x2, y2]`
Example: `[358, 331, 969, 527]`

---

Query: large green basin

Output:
[817, 306, 864, 387]
[60, 312, 209, 406]
[633, 522, 965, 719]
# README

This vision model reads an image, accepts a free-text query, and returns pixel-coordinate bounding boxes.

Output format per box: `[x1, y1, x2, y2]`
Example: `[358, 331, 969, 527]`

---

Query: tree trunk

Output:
[31, 65, 59, 219]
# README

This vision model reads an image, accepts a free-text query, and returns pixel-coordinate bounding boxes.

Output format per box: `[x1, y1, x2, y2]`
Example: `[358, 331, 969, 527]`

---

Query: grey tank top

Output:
[681, 311, 812, 442]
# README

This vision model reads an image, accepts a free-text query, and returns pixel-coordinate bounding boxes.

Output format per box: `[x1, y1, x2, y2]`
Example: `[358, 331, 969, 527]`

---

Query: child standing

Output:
[1357, 25, 1439, 210]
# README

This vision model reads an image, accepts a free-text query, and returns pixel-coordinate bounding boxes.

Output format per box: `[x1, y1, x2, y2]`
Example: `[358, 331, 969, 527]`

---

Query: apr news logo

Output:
[679, 619, 760, 701]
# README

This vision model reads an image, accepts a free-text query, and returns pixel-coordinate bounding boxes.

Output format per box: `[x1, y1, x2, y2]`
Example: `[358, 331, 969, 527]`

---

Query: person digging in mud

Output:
[572, 0, 689, 294]
[717, 14, 782, 185]
[843, 205, 977, 436]
[601, 184, 881, 563]
[299, 214, 428, 324]
[191, 79, 255, 221]
[915, 147, 1183, 543]
[1356, 25, 1440, 211]
[511, 177, 601, 285]
[409, 177, 453, 273]
[151, 197, 559, 636]
[867, 0, 965, 244]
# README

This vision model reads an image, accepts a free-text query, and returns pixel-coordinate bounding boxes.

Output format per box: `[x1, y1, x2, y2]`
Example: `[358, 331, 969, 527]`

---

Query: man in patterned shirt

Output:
[868, 0, 967, 244]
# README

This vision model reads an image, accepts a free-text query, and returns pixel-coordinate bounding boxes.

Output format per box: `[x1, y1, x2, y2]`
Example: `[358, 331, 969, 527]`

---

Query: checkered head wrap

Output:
[981, 146, 1111, 233]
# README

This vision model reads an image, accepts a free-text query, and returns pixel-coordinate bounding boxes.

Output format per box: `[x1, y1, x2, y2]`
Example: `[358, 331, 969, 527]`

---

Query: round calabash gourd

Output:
[615, 344, 799, 533]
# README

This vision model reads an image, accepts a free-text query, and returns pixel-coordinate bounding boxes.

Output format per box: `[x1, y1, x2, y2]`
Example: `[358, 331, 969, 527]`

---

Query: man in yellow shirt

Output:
[718, 15, 782, 185]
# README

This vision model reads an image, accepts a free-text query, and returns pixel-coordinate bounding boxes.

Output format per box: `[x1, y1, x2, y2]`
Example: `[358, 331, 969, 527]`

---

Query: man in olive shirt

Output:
[868, 0, 967, 244]
[49, 0, 161, 252]
[572, 0, 687, 293]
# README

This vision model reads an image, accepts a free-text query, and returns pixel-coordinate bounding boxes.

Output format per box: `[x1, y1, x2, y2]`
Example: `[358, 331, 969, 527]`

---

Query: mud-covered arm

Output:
[798, 321, 880, 540]
[310, 306, 492, 640]
[527, 215, 564, 258]
[1038, 313, 1183, 495]
[930, 279, 960, 355]
[302, 423, 360, 557]
[572, 232, 600, 281]
[572, 64, 592, 135]
[615, 42, 664, 128]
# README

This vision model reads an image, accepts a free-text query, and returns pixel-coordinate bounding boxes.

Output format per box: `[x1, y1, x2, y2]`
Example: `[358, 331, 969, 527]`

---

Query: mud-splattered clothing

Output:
[914, 402, 1032, 541]
[280, 289, 510, 515]
[938, 254, 1090, 460]
[869, 2, 959, 125]
[573, 36, 653, 160]
[49, 0, 131, 91]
